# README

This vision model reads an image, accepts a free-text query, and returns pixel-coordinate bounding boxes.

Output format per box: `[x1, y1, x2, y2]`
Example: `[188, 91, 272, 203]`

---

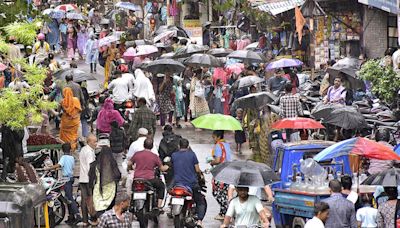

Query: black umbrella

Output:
[233, 92, 278, 110]
[125, 39, 153, 47]
[154, 25, 189, 38]
[173, 44, 209, 58]
[144, 59, 185, 74]
[211, 160, 280, 187]
[323, 106, 367, 129]
[327, 57, 365, 90]
[53, 69, 96, 82]
[183, 53, 223, 68]
[237, 76, 265, 88]
[362, 168, 400, 187]
[227, 50, 265, 63]
[267, 104, 282, 114]
[311, 103, 345, 120]
[155, 43, 174, 52]
[207, 48, 233, 57]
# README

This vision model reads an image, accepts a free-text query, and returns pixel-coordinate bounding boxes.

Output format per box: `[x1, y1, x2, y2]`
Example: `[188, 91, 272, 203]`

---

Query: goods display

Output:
[27, 134, 60, 146]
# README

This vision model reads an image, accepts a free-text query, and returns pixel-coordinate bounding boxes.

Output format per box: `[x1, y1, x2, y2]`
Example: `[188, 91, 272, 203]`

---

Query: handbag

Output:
[194, 86, 205, 98]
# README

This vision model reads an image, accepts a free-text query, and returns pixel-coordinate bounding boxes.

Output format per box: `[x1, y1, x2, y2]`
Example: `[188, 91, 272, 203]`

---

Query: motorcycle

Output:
[23, 150, 53, 169]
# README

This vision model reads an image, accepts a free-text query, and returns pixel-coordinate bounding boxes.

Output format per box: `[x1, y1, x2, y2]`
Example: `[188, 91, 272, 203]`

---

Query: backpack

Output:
[158, 133, 182, 160]
[110, 123, 126, 153]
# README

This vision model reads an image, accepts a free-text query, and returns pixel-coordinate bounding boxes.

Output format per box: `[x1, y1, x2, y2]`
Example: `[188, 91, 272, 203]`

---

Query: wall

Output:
[363, 6, 388, 58]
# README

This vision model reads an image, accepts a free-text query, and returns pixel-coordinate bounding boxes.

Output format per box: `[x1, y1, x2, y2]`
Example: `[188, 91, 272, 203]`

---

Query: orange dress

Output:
[60, 87, 81, 151]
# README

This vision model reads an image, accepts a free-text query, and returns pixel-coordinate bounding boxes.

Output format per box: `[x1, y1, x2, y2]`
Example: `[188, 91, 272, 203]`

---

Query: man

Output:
[127, 128, 158, 160]
[128, 138, 169, 208]
[202, 22, 211, 47]
[268, 69, 288, 93]
[108, 70, 131, 104]
[132, 69, 155, 106]
[98, 192, 132, 228]
[368, 128, 397, 175]
[220, 187, 270, 228]
[341, 175, 358, 205]
[65, 74, 86, 107]
[304, 202, 330, 228]
[121, 67, 135, 96]
[323, 76, 346, 104]
[279, 83, 303, 118]
[322, 180, 357, 228]
[158, 125, 182, 161]
[78, 134, 97, 226]
[171, 138, 207, 226]
[128, 97, 156, 142]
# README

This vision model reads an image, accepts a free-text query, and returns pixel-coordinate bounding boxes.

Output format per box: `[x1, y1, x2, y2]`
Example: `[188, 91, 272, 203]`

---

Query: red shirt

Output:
[131, 150, 161, 179]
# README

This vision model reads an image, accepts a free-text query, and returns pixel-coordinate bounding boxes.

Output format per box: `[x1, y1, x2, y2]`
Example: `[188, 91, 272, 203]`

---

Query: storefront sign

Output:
[358, 0, 398, 14]
[183, 27, 203, 45]
[183, 19, 201, 28]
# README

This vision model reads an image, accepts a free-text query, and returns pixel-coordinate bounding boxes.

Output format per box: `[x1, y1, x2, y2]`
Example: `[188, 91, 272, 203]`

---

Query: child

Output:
[356, 194, 377, 228]
[45, 143, 82, 225]
[234, 108, 246, 154]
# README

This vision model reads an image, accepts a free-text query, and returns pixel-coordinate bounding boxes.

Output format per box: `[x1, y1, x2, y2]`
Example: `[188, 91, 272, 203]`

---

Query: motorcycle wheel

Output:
[173, 213, 185, 228]
[137, 208, 149, 228]
[52, 196, 66, 226]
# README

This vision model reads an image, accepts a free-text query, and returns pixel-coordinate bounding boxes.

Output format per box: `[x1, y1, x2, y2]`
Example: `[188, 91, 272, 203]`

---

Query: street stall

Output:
[26, 133, 63, 168]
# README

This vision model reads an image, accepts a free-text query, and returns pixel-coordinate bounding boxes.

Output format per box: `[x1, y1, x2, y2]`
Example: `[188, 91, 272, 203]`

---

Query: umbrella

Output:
[43, 9, 65, 19]
[362, 168, 400, 187]
[122, 47, 136, 60]
[207, 48, 233, 57]
[173, 44, 209, 58]
[125, 39, 153, 47]
[153, 30, 176, 43]
[191, 114, 242, 131]
[327, 57, 365, 90]
[99, 35, 119, 47]
[272, 117, 325, 129]
[323, 106, 366, 129]
[66, 12, 86, 20]
[267, 104, 282, 114]
[311, 103, 345, 120]
[0, 63, 6, 71]
[183, 53, 223, 68]
[225, 63, 244, 75]
[134, 45, 159, 57]
[115, 1, 141, 11]
[244, 42, 259, 50]
[55, 4, 78, 12]
[53, 69, 96, 82]
[227, 50, 264, 63]
[154, 25, 189, 38]
[266, 58, 303, 70]
[233, 92, 278, 110]
[314, 137, 400, 162]
[237, 75, 264, 88]
[155, 43, 173, 53]
[211, 160, 280, 187]
[144, 59, 185, 74]
[159, 52, 175, 59]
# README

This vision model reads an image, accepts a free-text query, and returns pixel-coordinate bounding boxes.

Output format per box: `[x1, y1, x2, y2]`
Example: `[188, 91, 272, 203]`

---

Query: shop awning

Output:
[358, 0, 398, 14]
[257, 0, 305, 15]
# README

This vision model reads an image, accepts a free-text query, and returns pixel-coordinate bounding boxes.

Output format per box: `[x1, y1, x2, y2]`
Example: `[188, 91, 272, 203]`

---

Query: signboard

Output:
[358, 0, 398, 14]
[183, 27, 203, 45]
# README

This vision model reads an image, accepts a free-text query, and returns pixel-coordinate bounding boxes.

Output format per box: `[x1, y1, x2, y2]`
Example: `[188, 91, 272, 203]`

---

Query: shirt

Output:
[131, 150, 161, 179]
[172, 149, 199, 187]
[356, 206, 377, 228]
[305, 216, 325, 228]
[98, 208, 132, 228]
[226, 195, 264, 226]
[79, 145, 96, 183]
[58, 155, 74, 178]
[326, 85, 346, 104]
[214, 142, 232, 162]
[377, 200, 397, 228]
[268, 76, 288, 92]
[279, 94, 303, 118]
[127, 137, 158, 160]
[108, 77, 131, 103]
[322, 193, 357, 228]
[129, 106, 157, 139]
[368, 141, 395, 175]
[121, 73, 135, 93]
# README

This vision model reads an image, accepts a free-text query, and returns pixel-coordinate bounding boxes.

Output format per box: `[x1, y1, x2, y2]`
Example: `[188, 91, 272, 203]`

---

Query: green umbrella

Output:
[191, 114, 243, 131]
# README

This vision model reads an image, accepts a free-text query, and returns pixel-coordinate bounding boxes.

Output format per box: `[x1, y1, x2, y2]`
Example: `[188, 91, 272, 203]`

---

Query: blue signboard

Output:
[358, 0, 398, 14]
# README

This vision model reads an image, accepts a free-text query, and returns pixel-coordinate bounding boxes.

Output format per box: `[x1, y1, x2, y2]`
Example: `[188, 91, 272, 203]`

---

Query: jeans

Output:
[79, 183, 91, 223]
[147, 178, 165, 200]
[112, 153, 126, 177]
[81, 118, 89, 138]
[192, 184, 207, 221]
[64, 178, 79, 217]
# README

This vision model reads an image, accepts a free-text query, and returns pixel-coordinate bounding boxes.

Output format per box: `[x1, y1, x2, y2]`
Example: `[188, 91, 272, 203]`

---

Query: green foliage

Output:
[0, 60, 57, 130]
[359, 59, 400, 103]
[3, 19, 42, 45]
[0, 38, 9, 54]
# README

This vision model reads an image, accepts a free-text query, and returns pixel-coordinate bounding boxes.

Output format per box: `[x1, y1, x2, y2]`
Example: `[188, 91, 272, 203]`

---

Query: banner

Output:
[358, 0, 398, 14]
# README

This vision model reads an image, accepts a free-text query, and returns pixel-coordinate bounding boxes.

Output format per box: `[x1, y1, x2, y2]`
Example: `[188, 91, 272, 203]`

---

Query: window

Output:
[274, 148, 285, 174]
[388, 16, 399, 49]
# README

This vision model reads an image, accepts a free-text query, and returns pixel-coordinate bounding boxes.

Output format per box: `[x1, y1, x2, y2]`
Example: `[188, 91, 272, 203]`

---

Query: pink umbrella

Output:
[134, 45, 159, 57]
[55, 4, 78, 12]
[225, 63, 244, 75]
[0, 63, 6, 71]
[123, 47, 136, 61]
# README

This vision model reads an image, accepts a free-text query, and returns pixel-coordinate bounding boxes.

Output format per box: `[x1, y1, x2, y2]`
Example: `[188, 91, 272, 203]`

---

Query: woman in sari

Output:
[96, 98, 124, 134]
[189, 69, 210, 118]
[103, 42, 119, 88]
[59, 87, 81, 151]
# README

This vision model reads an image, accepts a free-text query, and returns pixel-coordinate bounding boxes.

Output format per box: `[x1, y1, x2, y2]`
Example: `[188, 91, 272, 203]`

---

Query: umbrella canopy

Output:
[155, 43, 173, 53]
[53, 69, 96, 82]
[323, 106, 366, 129]
[225, 63, 244, 75]
[153, 30, 176, 43]
[183, 53, 223, 68]
[327, 57, 365, 90]
[362, 168, 400, 187]
[233, 92, 278, 110]
[244, 42, 259, 50]
[55, 4, 78, 12]
[314, 137, 400, 162]
[159, 52, 175, 59]
[99, 35, 119, 47]
[207, 48, 233, 57]
[43, 9, 65, 19]
[173, 44, 209, 58]
[115, 2, 141, 11]
[192, 114, 242, 131]
[237, 75, 264, 88]
[123, 47, 136, 60]
[0, 63, 6, 71]
[125, 39, 153, 47]
[227, 50, 264, 63]
[134, 45, 159, 57]
[154, 25, 189, 38]
[66, 12, 86, 20]
[144, 59, 185, 74]
[311, 103, 345, 120]
[272, 117, 325, 129]
[211, 160, 280, 187]
[266, 58, 303, 70]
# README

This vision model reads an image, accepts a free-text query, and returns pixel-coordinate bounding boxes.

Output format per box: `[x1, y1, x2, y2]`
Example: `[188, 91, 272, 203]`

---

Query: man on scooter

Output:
[171, 138, 207, 227]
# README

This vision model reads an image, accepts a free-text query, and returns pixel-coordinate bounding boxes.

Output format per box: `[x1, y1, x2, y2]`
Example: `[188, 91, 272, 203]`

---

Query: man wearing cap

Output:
[127, 128, 158, 160]
[98, 192, 132, 228]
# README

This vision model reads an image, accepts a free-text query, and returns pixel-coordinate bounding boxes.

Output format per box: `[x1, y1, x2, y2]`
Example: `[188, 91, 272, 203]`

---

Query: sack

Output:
[86, 196, 96, 217]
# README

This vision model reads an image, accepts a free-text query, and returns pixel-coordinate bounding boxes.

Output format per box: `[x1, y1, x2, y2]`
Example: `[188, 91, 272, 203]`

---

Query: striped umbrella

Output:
[55, 4, 78, 12]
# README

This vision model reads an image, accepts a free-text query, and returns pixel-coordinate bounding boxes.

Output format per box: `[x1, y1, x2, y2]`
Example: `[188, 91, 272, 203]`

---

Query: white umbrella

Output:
[115, 2, 141, 11]
[99, 35, 119, 47]
[153, 30, 176, 43]
[134, 45, 159, 56]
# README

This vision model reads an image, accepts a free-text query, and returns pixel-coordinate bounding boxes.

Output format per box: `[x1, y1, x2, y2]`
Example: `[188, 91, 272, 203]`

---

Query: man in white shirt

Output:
[304, 202, 330, 228]
[78, 134, 97, 226]
[121, 72, 135, 96]
[132, 69, 155, 105]
[108, 71, 131, 104]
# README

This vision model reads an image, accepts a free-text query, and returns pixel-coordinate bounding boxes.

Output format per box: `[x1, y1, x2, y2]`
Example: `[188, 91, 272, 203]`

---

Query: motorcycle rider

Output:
[108, 70, 131, 107]
[171, 138, 207, 227]
[128, 138, 169, 209]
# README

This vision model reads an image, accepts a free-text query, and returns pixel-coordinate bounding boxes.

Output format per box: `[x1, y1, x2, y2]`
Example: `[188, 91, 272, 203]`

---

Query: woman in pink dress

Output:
[67, 26, 77, 60]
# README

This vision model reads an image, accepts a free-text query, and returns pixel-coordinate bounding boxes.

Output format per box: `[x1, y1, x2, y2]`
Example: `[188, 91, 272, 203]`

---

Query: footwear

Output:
[214, 214, 225, 220]
[76, 222, 89, 227]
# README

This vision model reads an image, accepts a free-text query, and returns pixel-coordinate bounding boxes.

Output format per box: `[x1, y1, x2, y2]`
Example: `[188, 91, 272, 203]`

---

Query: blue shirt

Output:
[58, 155, 75, 178]
[172, 150, 199, 187]
[214, 142, 232, 162]
[59, 23, 67, 34]
[322, 193, 357, 228]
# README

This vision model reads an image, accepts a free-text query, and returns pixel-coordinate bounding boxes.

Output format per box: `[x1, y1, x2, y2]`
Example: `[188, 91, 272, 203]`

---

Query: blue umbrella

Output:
[115, 2, 141, 11]
[266, 58, 303, 70]
[395, 144, 400, 155]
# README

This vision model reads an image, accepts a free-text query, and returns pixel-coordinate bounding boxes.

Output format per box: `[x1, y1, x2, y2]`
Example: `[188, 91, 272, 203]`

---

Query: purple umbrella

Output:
[123, 47, 136, 61]
[266, 58, 303, 70]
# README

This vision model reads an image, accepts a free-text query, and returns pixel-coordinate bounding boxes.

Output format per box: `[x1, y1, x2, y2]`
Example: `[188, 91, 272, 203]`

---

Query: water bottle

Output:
[290, 176, 302, 191]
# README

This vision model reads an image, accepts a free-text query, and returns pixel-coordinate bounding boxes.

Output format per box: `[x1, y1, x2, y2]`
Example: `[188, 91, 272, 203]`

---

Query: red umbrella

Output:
[272, 117, 325, 129]
[55, 4, 78, 12]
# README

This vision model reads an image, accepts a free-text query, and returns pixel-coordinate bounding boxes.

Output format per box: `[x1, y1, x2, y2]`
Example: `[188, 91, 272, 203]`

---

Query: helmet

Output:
[37, 33, 45, 40]
[118, 64, 129, 73]
[375, 128, 391, 142]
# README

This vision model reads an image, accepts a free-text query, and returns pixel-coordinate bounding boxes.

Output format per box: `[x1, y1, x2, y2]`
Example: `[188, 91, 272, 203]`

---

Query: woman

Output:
[33, 33, 50, 64]
[377, 186, 398, 227]
[103, 42, 119, 88]
[173, 77, 185, 128]
[77, 24, 89, 60]
[85, 34, 99, 73]
[159, 73, 175, 127]
[47, 19, 59, 51]
[89, 147, 121, 216]
[283, 68, 299, 94]
[67, 26, 77, 60]
[213, 79, 224, 114]
[59, 87, 81, 151]
[96, 98, 124, 134]
[189, 69, 210, 118]
[209, 130, 232, 220]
